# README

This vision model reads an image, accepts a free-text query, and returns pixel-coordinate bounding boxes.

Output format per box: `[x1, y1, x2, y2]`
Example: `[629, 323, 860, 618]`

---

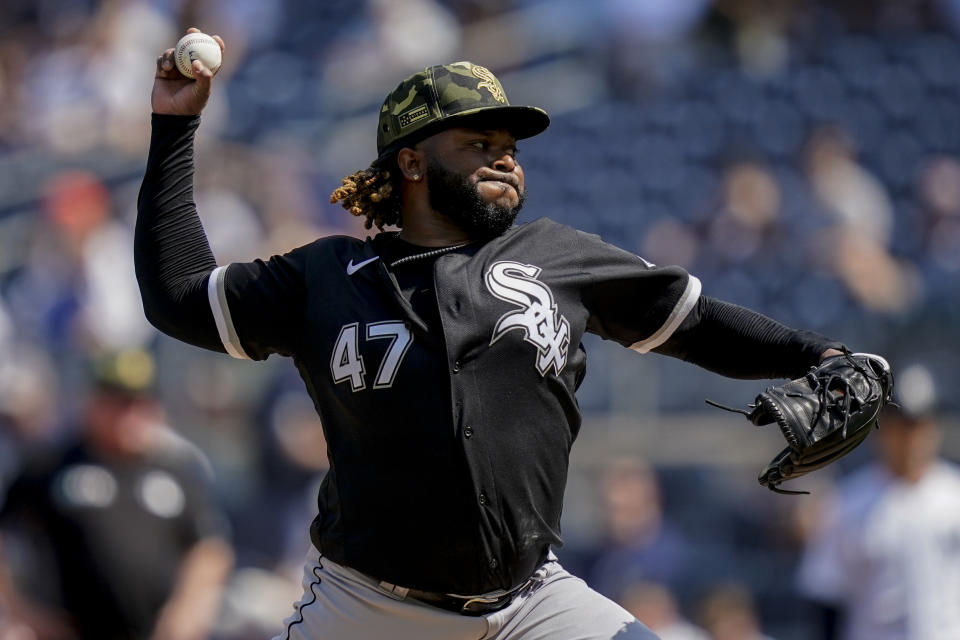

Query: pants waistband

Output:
[379, 574, 542, 616]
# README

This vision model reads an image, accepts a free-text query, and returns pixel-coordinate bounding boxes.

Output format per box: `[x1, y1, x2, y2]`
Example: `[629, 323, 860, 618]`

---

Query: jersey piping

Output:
[207, 264, 251, 360]
[629, 275, 702, 354]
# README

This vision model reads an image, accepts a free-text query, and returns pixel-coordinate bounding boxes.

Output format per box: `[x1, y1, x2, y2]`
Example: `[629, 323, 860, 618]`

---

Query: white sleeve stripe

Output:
[207, 265, 251, 360]
[629, 275, 702, 355]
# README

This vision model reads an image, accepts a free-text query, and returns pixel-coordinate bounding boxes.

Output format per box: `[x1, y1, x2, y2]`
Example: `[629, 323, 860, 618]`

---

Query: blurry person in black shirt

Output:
[0, 349, 233, 640]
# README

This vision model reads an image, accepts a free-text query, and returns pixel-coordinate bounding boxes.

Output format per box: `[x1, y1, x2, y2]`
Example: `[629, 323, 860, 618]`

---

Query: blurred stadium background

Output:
[1, 0, 958, 638]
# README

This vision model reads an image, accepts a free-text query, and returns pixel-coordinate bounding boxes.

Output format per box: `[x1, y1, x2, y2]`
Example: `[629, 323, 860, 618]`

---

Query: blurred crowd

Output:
[1, 0, 959, 638]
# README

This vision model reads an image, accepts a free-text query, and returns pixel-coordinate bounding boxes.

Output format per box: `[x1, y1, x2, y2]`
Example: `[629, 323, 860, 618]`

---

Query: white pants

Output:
[273, 548, 659, 640]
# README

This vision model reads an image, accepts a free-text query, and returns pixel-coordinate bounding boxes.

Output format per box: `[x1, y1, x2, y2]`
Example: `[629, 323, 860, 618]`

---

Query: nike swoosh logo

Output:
[346, 256, 379, 275]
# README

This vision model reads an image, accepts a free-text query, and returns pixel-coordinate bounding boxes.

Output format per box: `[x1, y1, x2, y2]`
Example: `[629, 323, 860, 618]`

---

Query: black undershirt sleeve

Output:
[135, 114, 224, 353]
[654, 296, 845, 379]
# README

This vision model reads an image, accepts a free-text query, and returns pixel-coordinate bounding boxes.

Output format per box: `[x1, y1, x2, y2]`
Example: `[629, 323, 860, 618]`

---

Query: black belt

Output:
[380, 576, 541, 616]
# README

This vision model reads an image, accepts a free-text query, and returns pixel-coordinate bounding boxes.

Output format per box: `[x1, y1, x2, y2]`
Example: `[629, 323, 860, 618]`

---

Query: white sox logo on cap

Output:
[485, 261, 570, 376]
[471, 65, 506, 103]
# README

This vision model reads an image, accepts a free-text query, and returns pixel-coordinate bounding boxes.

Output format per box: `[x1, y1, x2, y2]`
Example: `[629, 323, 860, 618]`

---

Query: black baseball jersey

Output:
[137, 115, 837, 597]
[204, 218, 699, 594]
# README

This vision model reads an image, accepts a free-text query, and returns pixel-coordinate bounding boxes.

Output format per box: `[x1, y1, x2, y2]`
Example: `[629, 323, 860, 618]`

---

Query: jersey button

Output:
[452, 361, 461, 373]
[489, 558, 499, 570]
[479, 490, 488, 505]
[463, 426, 473, 438]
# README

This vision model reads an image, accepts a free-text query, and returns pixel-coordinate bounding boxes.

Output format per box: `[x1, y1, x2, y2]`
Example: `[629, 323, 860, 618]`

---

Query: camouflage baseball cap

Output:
[376, 61, 550, 160]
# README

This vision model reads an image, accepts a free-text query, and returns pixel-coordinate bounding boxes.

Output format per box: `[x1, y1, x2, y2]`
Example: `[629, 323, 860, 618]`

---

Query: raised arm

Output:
[137, 30, 308, 361]
[135, 29, 226, 351]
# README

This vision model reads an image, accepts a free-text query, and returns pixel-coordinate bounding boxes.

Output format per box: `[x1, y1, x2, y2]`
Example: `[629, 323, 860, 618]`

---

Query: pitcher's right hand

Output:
[151, 27, 225, 116]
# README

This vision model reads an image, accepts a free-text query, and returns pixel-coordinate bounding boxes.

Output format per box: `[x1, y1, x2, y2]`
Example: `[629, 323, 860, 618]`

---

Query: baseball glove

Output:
[707, 352, 894, 494]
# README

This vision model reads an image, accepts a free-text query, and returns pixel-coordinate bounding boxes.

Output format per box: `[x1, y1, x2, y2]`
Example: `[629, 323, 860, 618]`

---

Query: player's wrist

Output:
[151, 113, 201, 121]
[819, 348, 845, 362]
[150, 113, 202, 135]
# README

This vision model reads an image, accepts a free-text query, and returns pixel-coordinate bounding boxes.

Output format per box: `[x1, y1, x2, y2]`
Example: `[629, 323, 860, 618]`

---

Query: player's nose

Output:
[493, 153, 516, 173]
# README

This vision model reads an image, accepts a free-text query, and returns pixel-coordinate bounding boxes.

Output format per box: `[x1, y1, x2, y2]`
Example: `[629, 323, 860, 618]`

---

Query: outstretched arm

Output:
[135, 29, 227, 351]
[575, 228, 841, 375]
[653, 296, 845, 379]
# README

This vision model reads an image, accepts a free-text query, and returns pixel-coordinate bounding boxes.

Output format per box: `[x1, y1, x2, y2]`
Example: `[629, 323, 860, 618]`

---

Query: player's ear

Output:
[396, 147, 424, 182]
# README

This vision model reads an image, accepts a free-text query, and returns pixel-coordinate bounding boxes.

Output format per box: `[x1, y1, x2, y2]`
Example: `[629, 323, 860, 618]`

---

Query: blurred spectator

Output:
[917, 155, 960, 273]
[806, 126, 892, 246]
[0, 350, 233, 640]
[641, 217, 699, 270]
[587, 457, 694, 602]
[212, 378, 331, 639]
[696, 583, 774, 640]
[918, 155, 960, 222]
[796, 364, 960, 640]
[804, 127, 919, 313]
[706, 161, 781, 264]
[711, 0, 795, 76]
[0, 342, 60, 502]
[601, 0, 711, 95]
[5, 170, 154, 352]
[20, 1, 177, 154]
[232, 377, 329, 576]
[619, 581, 709, 640]
[321, 0, 461, 108]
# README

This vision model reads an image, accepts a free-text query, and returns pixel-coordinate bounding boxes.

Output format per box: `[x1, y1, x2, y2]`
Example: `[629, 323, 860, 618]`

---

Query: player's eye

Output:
[469, 141, 488, 151]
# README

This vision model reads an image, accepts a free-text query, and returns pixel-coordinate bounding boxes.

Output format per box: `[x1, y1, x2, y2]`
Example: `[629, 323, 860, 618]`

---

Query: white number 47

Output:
[330, 321, 413, 392]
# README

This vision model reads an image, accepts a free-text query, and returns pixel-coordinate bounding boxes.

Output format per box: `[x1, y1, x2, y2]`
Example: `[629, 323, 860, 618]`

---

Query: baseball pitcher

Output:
[136, 29, 891, 640]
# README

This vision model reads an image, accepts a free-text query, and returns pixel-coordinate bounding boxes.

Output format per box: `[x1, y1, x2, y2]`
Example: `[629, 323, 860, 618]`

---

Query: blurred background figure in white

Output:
[796, 363, 960, 640]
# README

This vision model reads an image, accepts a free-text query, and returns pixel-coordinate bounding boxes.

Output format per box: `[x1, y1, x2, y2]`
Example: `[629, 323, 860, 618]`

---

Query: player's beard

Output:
[426, 160, 525, 241]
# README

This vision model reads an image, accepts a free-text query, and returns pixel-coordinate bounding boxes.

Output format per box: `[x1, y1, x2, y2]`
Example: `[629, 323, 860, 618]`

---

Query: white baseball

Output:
[174, 32, 222, 79]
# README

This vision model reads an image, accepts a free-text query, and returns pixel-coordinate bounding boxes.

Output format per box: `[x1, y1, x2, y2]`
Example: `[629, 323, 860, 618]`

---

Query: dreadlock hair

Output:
[330, 157, 402, 230]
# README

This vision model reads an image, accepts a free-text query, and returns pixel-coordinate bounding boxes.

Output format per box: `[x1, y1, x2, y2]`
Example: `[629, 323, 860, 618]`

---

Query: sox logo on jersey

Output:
[485, 261, 570, 376]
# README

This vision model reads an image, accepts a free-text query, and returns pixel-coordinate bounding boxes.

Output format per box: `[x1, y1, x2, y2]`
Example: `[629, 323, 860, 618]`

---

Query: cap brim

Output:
[448, 105, 550, 140]
[377, 105, 550, 163]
